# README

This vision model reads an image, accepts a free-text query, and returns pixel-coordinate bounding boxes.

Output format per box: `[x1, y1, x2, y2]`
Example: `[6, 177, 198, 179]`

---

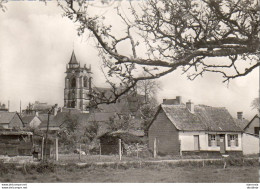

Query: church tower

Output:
[64, 51, 92, 113]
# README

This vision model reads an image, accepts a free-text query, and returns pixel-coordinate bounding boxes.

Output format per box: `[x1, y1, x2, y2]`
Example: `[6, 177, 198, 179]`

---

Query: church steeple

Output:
[68, 50, 79, 69]
[64, 50, 92, 113]
[69, 50, 78, 64]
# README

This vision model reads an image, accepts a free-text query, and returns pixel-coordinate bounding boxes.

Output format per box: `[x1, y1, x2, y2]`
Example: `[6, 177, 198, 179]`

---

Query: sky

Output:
[0, 1, 259, 120]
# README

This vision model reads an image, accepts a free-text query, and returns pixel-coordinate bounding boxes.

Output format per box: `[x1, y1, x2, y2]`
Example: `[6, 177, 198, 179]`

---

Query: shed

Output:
[0, 130, 33, 156]
[98, 130, 144, 155]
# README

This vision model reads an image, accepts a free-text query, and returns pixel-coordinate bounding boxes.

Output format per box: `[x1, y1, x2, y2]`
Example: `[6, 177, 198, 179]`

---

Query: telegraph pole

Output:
[44, 104, 57, 162]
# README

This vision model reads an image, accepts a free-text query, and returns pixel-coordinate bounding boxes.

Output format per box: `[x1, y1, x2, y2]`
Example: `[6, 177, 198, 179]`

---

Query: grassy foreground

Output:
[0, 158, 258, 183]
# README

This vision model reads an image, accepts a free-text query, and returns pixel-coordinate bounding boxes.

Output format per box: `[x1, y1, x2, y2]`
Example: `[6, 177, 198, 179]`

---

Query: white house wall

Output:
[179, 131, 242, 152]
[242, 133, 259, 155]
[29, 117, 42, 128]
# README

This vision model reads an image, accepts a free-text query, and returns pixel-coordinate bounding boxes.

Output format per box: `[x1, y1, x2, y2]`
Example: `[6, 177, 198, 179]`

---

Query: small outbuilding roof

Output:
[0, 130, 33, 135]
[98, 130, 144, 144]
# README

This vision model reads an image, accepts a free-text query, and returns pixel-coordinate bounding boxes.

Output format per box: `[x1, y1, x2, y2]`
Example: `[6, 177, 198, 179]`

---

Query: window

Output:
[254, 127, 259, 135]
[70, 78, 76, 88]
[208, 134, 221, 147]
[227, 134, 238, 147]
[71, 101, 76, 108]
[84, 77, 88, 88]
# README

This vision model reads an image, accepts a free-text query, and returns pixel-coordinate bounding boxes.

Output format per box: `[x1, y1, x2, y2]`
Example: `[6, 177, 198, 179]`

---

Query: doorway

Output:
[219, 134, 226, 154]
[194, 135, 200, 151]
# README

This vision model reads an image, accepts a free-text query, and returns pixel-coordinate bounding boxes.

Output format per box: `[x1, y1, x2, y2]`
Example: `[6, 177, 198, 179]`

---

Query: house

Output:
[238, 114, 259, 155]
[0, 112, 25, 130]
[243, 114, 259, 135]
[148, 98, 243, 156]
[22, 115, 42, 129]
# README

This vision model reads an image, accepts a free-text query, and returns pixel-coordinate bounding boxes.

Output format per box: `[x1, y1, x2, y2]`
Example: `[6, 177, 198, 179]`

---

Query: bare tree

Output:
[251, 97, 260, 113]
[52, 0, 260, 105]
[137, 74, 160, 104]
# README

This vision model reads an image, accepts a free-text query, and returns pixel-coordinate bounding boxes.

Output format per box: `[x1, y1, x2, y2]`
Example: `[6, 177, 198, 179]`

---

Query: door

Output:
[194, 135, 200, 151]
[219, 134, 226, 154]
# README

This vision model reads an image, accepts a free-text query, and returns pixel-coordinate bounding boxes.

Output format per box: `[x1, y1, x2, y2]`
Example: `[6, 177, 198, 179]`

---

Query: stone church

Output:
[63, 51, 92, 113]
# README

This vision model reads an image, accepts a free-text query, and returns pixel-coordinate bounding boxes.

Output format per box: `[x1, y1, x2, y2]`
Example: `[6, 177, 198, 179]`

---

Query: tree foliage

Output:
[62, 0, 259, 104]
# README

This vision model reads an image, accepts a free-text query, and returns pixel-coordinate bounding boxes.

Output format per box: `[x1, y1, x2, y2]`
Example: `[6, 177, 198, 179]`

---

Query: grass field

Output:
[0, 163, 258, 183]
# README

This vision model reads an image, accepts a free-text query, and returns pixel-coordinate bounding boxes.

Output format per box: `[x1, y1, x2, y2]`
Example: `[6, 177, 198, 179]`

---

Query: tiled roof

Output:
[39, 112, 90, 129]
[243, 114, 259, 131]
[88, 112, 117, 122]
[0, 112, 16, 124]
[234, 118, 249, 130]
[38, 114, 54, 122]
[21, 115, 36, 124]
[96, 94, 144, 115]
[159, 104, 242, 132]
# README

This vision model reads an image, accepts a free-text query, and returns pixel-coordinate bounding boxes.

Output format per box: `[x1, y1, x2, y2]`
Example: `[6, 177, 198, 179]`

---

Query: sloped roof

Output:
[22, 115, 36, 124]
[98, 130, 144, 144]
[69, 51, 78, 64]
[234, 118, 250, 130]
[157, 104, 242, 132]
[38, 114, 55, 122]
[0, 112, 16, 124]
[243, 114, 259, 131]
[88, 112, 117, 122]
[39, 112, 90, 129]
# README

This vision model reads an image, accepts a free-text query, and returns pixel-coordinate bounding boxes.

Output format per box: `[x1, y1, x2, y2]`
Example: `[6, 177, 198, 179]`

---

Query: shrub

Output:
[0, 162, 17, 175]
[34, 162, 56, 173]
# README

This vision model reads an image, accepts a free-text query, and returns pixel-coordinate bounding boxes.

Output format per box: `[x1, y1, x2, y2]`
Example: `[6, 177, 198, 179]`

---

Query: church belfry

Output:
[64, 51, 92, 113]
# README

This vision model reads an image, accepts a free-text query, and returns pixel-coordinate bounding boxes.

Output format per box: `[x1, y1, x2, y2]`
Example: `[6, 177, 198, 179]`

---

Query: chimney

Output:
[186, 100, 194, 113]
[237, 112, 243, 120]
[35, 111, 39, 116]
[176, 96, 182, 105]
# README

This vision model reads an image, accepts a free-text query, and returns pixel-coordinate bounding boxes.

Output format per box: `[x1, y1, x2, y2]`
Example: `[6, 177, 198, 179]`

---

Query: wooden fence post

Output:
[55, 137, 58, 161]
[136, 143, 139, 159]
[99, 143, 101, 159]
[79, 144, 81, 160]
[119, 139, 122, 161]
[41, 137, 44, 161]
[154, 138, 157, 158]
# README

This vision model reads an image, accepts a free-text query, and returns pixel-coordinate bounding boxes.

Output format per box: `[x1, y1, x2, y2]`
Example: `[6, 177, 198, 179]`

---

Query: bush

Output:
[0, 162, 17, 175]
[27, 162, 56, 174]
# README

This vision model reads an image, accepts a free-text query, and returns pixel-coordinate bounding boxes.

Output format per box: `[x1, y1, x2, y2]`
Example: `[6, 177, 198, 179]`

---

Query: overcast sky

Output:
[0, 1, 259, 119]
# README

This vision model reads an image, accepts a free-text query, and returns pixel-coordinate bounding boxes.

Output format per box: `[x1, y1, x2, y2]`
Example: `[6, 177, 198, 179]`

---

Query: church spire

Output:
[69, 50, 78, 64]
